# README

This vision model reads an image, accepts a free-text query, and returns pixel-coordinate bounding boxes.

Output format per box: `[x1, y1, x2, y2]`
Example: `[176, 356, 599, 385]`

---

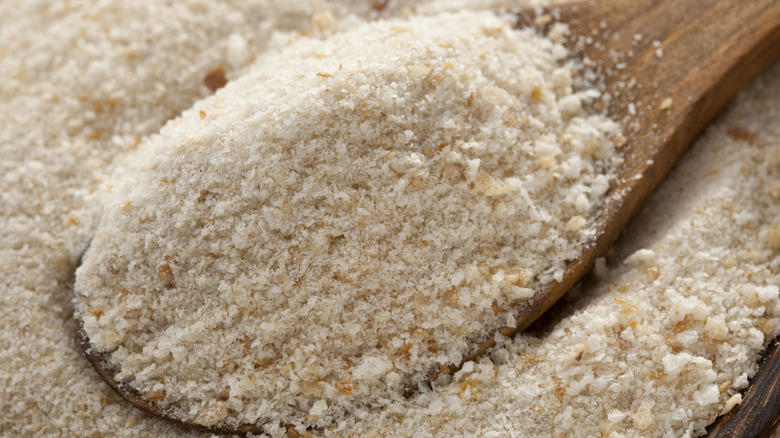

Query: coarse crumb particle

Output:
[722, 393, 742, 414]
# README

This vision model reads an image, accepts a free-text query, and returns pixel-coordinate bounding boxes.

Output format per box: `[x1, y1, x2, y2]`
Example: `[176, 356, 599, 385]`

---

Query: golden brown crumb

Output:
[756, 318, 774, 335]
[203, 65, 227, 92]
[145, 389, 166, 402]
[553, 382, 565, 401]
[443, 289, 459, 303]
[371, 0, 389, 11]
[197, 190, 213, 203]
[614, 297, 639, 313]
[157, 264, 173, 281]
[335, 382, 353, 395]
[644, 266, 660, 281]
[727, 128, 756, 142]
[612, 132, 627, 149]
[458, 378, 478, 397]
[519, 353, 543, 364]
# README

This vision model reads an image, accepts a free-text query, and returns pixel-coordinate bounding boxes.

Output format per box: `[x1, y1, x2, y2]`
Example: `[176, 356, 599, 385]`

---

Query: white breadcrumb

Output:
[3, 0, 780, 437]
[74, 11, 619, 430]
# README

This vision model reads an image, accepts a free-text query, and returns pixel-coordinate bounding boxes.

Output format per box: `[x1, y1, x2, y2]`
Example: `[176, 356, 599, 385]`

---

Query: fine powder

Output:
[3, 1, 780, 437]
[73, 12, 619, 429]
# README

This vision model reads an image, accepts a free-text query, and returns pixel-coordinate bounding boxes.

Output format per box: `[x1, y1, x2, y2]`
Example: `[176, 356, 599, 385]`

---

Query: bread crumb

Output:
[203, 65, 227, 92]
[548, 22, 568, 44]
[194, 403, 228, 427]
[565, 215, 587, 232]
[722, 393, 742, 414]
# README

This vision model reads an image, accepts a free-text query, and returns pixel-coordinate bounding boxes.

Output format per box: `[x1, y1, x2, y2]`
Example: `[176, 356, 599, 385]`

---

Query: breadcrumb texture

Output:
[3, 1, 780, 438]
[74, 12, 618, 429]
[337, 67, 780, 438]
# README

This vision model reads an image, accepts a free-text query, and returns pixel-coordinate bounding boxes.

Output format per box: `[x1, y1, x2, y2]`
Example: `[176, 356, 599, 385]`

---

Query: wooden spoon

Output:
[76, 0, 780, 434]
[451, 0, 780, 373]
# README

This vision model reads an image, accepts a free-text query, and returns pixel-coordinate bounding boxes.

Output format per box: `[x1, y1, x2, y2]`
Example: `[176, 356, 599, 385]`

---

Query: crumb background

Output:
[1, 1, 778, 437]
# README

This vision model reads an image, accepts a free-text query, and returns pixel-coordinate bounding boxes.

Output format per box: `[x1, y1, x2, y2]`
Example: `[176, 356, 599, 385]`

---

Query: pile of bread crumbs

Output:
[2, 1, 779, 437]
[74, 11, 618, 431]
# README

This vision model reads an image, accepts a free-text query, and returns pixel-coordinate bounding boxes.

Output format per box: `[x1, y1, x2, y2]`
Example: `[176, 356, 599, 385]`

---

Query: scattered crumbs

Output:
[722, 393, 742, 414]
[535, 14, 553, 27]
[547, 22, 569, 44]
[613, 132, 628, 149]
[660, 97, 673, 110]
